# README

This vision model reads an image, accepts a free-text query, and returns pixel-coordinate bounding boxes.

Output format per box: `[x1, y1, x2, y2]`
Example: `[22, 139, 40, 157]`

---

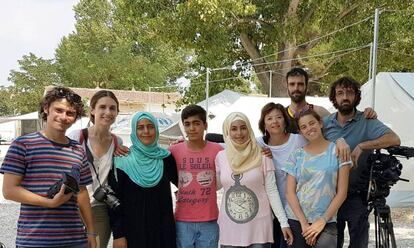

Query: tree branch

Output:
[312, 58, 339, 82]
[338, 3, 359, 20]
[287, 0, 300, 17]
[233, 18, 275, 28]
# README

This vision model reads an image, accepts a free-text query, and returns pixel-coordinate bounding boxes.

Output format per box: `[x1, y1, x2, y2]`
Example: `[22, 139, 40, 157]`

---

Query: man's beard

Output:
[289, 91, 306, 103]
[337, 102, 355, 115]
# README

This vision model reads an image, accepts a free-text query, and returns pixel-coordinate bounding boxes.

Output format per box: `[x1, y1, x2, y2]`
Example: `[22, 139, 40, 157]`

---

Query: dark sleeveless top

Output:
[285, 104, 314, 134]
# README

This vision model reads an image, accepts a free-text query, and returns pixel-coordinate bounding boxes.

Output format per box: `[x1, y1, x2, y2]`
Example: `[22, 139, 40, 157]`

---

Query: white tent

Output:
[110, 112, 181, 147]
[360, 72, 414, 207]
[160, 90, 335, 138]
[207, 95, 334, 136]
[0, 112, 40, 140]
[160, 90, 243, 139]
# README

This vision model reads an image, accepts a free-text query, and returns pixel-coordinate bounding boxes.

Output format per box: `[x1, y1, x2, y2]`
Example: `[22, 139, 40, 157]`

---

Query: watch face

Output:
[225, 174, 259, 224]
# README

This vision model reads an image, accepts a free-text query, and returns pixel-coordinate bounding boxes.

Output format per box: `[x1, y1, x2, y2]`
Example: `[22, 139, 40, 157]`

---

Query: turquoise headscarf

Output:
[114, 111, 170, 188]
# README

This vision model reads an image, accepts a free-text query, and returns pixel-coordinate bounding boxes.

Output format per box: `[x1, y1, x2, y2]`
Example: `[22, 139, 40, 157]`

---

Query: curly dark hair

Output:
[329, 76, 361, 109]
[39, 86, 85, 121]
[89, 90, 119, 124]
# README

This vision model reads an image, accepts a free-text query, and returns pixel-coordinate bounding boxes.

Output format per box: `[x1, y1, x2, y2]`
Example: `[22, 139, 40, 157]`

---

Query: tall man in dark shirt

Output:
[285, 68, 330, 133]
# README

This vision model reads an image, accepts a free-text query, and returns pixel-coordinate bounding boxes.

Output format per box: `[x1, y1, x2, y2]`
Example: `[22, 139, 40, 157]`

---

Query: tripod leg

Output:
[387, 216, 397, 248]
[378, 209, 397, 248]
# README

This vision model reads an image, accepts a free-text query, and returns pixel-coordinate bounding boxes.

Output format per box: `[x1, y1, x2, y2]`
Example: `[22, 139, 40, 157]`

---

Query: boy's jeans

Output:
[176, 220, 219, 248]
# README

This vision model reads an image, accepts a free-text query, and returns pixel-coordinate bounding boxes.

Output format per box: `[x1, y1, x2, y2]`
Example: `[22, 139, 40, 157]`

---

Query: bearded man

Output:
[323, 76, 400, 248]
[285, 68, 331, 133]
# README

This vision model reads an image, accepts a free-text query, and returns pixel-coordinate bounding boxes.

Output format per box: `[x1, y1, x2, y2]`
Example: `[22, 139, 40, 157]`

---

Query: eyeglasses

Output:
[54, 88, 82, 103]
[335, 89, 355, 97]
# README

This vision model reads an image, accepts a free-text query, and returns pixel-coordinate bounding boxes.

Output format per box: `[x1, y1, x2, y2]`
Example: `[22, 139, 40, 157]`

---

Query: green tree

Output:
[56, 0, 189, 91]
[8, 53, 60, 114]
[161, 0, 414, 100]
[0, 86, 14, 116]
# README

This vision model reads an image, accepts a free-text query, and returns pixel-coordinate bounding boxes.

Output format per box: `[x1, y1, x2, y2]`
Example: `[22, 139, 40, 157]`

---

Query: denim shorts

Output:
[176, 220, 219, 248]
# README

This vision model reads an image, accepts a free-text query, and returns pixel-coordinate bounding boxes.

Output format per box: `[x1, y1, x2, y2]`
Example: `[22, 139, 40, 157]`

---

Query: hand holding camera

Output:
[46, 173, 80, 207]
[46, 185, 74, 208]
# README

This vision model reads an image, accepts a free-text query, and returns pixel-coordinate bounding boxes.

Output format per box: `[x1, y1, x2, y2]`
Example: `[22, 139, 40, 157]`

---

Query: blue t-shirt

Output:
[0, 132, 92, 247]
[323, 110, 390, 150]
[282, 142, 348, 223]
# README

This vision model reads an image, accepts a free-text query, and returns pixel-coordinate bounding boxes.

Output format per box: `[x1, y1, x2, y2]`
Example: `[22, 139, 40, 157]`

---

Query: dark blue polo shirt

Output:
[323, 110, 390, 150]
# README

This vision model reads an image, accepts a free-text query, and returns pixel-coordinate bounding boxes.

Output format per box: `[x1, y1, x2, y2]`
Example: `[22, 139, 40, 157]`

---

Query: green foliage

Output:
[55, 0, 189, 91]
[164, 0, 414, 99]
[0, 86, 14, 116]
[6, 0, 414, 114]
[8, 53, 60, 115]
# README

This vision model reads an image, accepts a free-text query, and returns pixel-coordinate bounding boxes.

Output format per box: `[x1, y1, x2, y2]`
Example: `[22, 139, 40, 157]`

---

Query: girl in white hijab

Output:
[215, 112, 293, 248]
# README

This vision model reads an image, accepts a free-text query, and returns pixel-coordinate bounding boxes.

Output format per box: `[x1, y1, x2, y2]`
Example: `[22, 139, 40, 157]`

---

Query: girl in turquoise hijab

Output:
[110, 111, 178, 248]
[114, 111, 170, 187]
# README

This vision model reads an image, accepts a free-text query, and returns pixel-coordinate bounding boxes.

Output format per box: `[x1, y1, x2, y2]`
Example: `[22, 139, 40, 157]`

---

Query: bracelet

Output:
[321, 215, 328, 223]
[86, 232, 97, 237]
[339, 160, 353, 167]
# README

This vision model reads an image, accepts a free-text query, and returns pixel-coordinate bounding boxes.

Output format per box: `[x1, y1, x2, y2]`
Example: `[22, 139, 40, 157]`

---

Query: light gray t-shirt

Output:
[256, 134, 307, 207]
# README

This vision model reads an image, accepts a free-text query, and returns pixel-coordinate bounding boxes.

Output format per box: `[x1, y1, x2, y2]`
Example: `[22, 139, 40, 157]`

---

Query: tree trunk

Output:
[239, 0, 301, 97]
[269, 41, 297, 97]
[239, 32, 271, 95]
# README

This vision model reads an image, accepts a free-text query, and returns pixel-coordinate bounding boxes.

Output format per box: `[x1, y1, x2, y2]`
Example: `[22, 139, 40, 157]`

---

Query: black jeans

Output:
[271, 218, 288, 248]
[336, 194, 369, 248]
[288, 219, 337, 248]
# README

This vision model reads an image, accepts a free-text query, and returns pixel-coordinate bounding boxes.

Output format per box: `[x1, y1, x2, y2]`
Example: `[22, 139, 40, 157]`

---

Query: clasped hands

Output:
[300, 218, 326, 246]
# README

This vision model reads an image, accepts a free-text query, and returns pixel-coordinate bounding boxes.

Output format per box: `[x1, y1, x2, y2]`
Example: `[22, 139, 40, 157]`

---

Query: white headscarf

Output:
[222, 112, 262, 174]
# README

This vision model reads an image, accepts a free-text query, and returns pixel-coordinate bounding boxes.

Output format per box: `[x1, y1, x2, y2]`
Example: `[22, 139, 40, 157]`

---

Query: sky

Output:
[0, 0, 79, 86]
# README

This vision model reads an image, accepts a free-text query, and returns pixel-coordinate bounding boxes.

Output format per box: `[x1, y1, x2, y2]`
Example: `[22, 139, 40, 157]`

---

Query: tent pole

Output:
[148, 86, 152, 112]
[269, 70, 272, 98]
[368, 42, 373, 81]
[371, 8, 380, 109]
[206, 68, 210, 126]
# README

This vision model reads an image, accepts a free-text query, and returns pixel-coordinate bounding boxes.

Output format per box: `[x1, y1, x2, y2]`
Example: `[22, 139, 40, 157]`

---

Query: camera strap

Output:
[80, 128, 102, 186]
[79, 128, 120, 184]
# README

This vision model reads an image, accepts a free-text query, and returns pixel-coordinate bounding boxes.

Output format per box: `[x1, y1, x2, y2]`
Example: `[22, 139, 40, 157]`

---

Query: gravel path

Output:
[1, 202, 414, 248]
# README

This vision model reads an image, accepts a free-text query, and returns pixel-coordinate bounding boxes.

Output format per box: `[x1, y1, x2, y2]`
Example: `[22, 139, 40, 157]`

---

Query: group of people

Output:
[1, 67, 401, 248]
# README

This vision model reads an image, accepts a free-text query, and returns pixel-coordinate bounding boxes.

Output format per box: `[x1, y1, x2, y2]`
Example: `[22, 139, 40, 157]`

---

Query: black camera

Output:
[93, 185, 121, 211]
[352, 146, 413, 202]
[47, 173, 80, 199]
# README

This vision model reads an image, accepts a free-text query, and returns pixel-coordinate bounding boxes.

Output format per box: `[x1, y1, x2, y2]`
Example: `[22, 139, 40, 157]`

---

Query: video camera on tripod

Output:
[354, 146, 413, 202]
[353, 145, 414, 248]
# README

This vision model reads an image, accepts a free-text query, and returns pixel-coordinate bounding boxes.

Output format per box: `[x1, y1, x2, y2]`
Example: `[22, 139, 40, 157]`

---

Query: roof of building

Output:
[44, 86, 181, 105]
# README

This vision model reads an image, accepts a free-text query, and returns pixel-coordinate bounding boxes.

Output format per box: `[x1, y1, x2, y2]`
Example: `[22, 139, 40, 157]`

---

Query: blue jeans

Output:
[176, 220, 219, 248]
